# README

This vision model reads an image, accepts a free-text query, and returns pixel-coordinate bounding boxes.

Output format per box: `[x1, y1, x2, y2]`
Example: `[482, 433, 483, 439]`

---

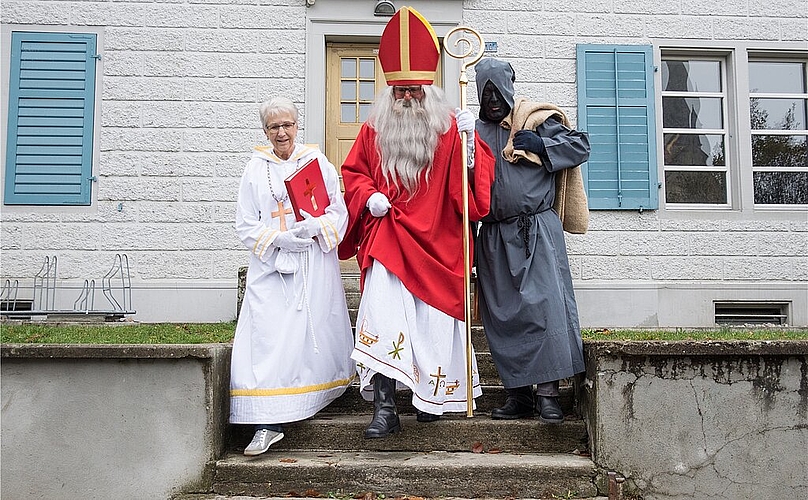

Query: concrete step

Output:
[178, 496, 608, 500]
[340, 351, 512, 386]
[319, 383, 576, 415]
[178, 496, 609, 500]
[211, 450, 598, 499]
[219, 270, 597, 500]
[228, 414, 587, 454]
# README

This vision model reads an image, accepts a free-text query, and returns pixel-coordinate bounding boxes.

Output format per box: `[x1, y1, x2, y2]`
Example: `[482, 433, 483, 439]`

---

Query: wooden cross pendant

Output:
[271, 201, 292, 231]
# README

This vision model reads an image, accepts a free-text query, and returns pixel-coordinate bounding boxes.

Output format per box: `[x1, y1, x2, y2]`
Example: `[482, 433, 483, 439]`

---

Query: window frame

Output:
[653, 41, 808, 220]
[1, 25, 103, 211]
[660, 54, 733, 209]
[747, 54, 808, 209]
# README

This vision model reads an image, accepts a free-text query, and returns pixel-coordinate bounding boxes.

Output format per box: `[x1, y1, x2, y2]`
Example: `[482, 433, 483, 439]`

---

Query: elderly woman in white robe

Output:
[230, 97, 355, 456]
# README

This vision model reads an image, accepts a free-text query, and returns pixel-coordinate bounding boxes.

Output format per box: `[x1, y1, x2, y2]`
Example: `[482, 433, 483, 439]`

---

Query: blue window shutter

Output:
[576, 44, 658, 210]
[4, 32, 98, 205]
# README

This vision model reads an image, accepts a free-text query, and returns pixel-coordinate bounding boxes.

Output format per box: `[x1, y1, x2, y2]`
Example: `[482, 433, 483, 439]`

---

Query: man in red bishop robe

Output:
[338, 6, 495, 438]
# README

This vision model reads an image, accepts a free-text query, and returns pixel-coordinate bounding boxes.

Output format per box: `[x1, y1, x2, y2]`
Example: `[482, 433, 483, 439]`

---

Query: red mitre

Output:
[378, 6, 440, 86]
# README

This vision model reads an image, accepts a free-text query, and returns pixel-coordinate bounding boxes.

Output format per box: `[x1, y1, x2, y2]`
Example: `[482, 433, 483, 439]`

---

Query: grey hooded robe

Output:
[473, 58, 589, 388]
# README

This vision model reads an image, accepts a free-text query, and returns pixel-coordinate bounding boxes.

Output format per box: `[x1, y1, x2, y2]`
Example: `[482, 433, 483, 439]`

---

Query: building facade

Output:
[1, 0, 806, 326]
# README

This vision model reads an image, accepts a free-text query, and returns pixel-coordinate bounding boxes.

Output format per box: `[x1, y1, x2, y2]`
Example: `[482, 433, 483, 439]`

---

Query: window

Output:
[748, 59, 808, 206]
[576, 45, 659, 210]
[3, 31, 98, 206]
[661, 58, 730, 206]
[579, 43, 807, 212]
[339, 56, 377, 124]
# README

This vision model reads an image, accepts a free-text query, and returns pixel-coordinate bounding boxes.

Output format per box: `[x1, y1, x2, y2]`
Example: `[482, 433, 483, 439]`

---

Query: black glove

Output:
[513, 129, 546, 155]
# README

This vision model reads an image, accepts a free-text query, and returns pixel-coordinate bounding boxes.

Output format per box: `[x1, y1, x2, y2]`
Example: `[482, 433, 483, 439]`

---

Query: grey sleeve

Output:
[536, 117, 591, 172]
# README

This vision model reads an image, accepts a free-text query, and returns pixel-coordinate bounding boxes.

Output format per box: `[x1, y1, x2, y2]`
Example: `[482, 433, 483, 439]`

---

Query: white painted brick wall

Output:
[650, 257, 725, 280]
[1, 0, 805, 325]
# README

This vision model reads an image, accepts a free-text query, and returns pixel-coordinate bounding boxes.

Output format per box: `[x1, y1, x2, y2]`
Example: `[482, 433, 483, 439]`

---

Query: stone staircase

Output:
[208, 272, 603, 499]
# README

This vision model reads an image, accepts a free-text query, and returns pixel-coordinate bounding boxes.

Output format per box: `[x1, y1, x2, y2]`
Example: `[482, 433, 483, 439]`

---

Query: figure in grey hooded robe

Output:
[473, 58, 590, 422]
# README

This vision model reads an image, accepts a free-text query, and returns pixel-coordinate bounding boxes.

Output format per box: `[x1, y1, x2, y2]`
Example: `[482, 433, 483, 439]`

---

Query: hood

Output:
[474, 57, 515, 112]
[251, 144, 318, 164]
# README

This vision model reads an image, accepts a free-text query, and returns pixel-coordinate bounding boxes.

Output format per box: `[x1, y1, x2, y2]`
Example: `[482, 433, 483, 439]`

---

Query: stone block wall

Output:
[1, 0, 805, 324]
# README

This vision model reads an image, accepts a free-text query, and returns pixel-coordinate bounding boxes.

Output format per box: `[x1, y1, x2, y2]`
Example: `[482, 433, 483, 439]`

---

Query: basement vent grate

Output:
[1, 300, 33, 312]
[714, 301, 789, 326]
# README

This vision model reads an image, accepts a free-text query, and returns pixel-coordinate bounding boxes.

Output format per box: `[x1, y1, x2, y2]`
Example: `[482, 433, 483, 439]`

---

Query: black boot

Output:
[416, 410, 440, 423]
[491, 386, 534, 420]
[364, 374, 401, 438]
[537, 396, 564, 424]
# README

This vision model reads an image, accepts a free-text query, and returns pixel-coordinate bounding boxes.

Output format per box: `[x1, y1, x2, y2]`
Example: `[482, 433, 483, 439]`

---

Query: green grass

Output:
[1, 322, 806, 345]
[0, 322, 236, 344]
[582, 327, 808, 341]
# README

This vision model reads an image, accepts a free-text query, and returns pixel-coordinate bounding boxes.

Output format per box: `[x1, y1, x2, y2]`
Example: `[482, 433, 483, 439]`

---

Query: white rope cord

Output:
[298, 249, 319, 353]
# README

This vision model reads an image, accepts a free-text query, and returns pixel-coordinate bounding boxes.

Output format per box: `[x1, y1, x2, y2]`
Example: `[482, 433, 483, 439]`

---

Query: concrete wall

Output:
[578, 340, 808, 499]
[1, 0, 806, 325]
[0, 344, 230, 500]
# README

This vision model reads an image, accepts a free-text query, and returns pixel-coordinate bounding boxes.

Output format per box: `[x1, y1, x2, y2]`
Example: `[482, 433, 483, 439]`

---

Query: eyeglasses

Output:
[265, 122, 297, 134]
[393, 86, 423, 97]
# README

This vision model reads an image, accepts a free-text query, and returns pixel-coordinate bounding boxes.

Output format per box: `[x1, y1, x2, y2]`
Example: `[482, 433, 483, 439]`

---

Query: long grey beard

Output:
[373, 99, 440, 196]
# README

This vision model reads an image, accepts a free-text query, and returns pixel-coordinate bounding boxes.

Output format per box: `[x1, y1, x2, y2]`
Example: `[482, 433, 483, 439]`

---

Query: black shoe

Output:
[537, 396, 564, 424]
[364, 374, 401, 438]
[416, 410, 440, 423]
[491, 386, 534, 420]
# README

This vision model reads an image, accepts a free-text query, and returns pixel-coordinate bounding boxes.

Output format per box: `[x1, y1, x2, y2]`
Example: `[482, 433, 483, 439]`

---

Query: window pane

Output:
[341, 81, 356, 101]
[359, 81, 376, 101]
[662, 60, 721, 92]
[359, 58, 375, 79]
[749, 98, 806, 130]
[359, 103, 372, 122]
[341, 58, 356, 78]
[663, 97, 723, 129]
[749, 62, 806, 93]
[753, 135, 808, 168]
[664, 133, 725, 166]
[665, 171, 727, 204]
[754, 171, 808, 204]
[341, 104, 356, 123]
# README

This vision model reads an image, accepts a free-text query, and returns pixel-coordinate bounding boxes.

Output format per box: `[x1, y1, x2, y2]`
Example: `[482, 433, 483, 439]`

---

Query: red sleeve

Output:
[446, 121, 495, 222]
[469, 133, 495, 220]
[338, 124, 377, 261]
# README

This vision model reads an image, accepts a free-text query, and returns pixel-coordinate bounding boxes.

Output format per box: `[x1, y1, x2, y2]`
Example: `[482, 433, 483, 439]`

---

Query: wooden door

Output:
[325, 44, 386, 189]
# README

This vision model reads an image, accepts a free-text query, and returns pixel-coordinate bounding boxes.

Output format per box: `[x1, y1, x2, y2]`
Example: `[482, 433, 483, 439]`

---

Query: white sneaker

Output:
[243, 428, 284, 456]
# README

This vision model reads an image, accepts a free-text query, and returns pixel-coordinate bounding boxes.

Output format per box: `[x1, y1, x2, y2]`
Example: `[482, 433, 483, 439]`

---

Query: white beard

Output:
[369, 86, 452, 197]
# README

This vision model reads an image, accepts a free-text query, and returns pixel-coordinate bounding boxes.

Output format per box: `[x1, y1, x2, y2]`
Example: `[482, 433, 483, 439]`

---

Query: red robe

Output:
[338, 119, 495, 321]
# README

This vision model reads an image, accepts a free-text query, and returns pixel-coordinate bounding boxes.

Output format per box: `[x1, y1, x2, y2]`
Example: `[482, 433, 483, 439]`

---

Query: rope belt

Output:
[516, 213, 533, 258]
[484, 207, 549, 259]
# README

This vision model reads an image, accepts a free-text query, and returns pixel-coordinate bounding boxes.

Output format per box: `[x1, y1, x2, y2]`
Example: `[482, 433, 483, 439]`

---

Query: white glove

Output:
[273, 230, 313, 252]
[455, 108, 475, 138]
[456, 108, 476, 168]
[367, 192, 391, 218]
[292, 209, 321, 239]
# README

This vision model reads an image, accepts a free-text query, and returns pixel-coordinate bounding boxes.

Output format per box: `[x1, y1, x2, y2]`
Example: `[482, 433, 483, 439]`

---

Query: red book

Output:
[284, 157, 330, 221]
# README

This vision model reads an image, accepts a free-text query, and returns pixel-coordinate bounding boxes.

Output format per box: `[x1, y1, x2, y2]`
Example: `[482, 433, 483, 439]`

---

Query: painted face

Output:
[263, 111, 298, 160]
[480, 81, 510, 123]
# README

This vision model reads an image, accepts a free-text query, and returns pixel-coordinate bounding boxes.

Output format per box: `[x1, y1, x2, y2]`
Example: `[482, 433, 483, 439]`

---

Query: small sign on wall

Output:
[484, 41, 498, 54]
